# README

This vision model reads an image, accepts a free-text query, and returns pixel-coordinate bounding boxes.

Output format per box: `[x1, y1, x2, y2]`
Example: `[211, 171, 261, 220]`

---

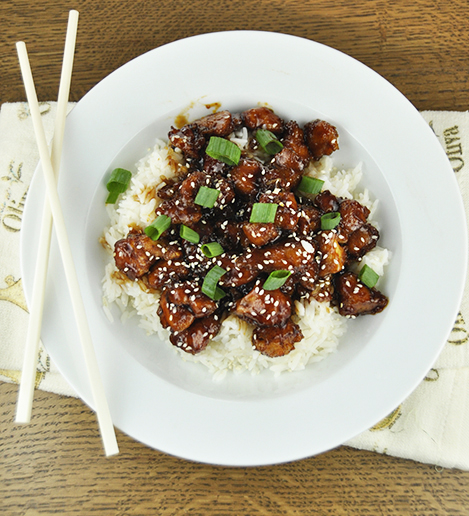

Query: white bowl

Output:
[21, 31, 467, 465]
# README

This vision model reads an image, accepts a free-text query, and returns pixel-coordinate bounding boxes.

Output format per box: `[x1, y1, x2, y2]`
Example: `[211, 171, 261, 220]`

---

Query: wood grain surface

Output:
[2, 384, 469, 516]
[1, 0, 469, 514]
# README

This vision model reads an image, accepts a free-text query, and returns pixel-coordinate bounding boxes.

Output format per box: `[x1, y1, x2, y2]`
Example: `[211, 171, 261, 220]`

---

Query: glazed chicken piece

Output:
[155, 170, 206, 226]
[317, 230, 347, 278]
[202, 154, 230, 177]
[297, 205, 322, 236]
[146, 259, 191, 289]
[258, 190, 300, 232]
[314, 190, 340, 213]
[263, 164, 304, 191]
[242, 222, 280, 247]
[282, 121, 311, 162]
[221, 238, 317, 288]
[278, 272, 299, 296]
[335, 271, 388, 316]
[303, 119, 339, 160]
[168, 111, 236, 163]
[313, 193, 374, 249]
[241, 106, 285, 134]
[261, 121, 310, 192]
[252, 319, 303, 357]
[114, 232, 182, 280]
[156, 179, 181, 200]
[347, 224, 379, 258]
[155, 198, 202, 227]
[234, 284, 292, 327]
[213, 218, 247, 251]
[337, 199, 370, 243]
[176, 170, 207, 201]
[298, 260, 320, 291]
[193, 110, 234, 137]
[208, 206, 253, 251]
[180, 239, 233, 279]
[309, 276, 334, 303]
[169, 312, 223, 354]
[215, 252, 257, 287]
[168, 123, 205, 159]
[210, 175, 236, 209]
[272, 121, 310, 174]
[169, 163, 235, 214]
[242, 190, 300, 247]
[155, 166, 235, 227]
[272, 145, 308, 174]
[230, 158, 263, 197]
[255, 237, 317, 279]
[158, 282, 218, 332]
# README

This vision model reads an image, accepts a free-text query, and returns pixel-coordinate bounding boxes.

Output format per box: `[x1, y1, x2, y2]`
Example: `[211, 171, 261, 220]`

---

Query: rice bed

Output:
[102, 140, 390, 379]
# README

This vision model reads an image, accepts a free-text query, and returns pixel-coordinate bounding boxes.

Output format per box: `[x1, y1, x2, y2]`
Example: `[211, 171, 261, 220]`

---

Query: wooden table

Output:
[1, 0, 469, 513]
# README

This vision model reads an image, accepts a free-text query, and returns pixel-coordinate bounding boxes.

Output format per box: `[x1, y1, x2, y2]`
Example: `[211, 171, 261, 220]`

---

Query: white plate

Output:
[21, 31, 467, 466]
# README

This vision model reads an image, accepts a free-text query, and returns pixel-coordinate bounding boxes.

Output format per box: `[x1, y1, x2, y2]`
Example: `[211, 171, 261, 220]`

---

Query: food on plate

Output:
[102, 106, 390, 377]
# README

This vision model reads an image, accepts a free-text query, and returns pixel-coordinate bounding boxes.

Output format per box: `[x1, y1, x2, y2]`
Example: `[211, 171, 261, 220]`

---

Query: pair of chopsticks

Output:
[15, 10, 119, 457]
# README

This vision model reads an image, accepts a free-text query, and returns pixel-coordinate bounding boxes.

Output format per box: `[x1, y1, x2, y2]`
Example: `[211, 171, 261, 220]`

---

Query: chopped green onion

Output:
[205, 136, 241, 166]
[144, 214, 171, 240]
[105, 191, 120, 204]
[105, 168, 132, 204]
[249, 203, 278, 223]
[255, 129, 284, 155]
[201, 242, 225, 258]
[358, 264, 379, 289]
[263, 270, 292, 291]
[320, 212, 341, 230]
[297, 176, 324, 195]
[179, 224, 200, 243]
[210, 286, 226, 300]
[202, 265, 227, 300]
[194, 186, 220, 208]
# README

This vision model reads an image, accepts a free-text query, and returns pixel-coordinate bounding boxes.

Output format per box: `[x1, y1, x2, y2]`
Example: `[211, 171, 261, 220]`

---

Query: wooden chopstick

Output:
[15, 13, 119, 457]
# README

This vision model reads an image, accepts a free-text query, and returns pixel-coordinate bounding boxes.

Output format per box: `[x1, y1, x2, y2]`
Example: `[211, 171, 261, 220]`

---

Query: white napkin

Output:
[0, 102, 76, 397]
[1, 103, 468, 468]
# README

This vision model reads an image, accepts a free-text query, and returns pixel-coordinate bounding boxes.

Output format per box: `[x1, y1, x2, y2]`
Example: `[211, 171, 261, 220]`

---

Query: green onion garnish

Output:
[201, 242, 225, 258]
[144, 214, 171, 240]
[263, 270, 292, 291]
[179, 224, 200, 244]
[194, 186, 221, 208]
[255, 129, 284, 155]
[106, 192, 120, 204]
[249, 203, 278, 223]
[297, 176, 324, 195]
[205, 136, 241, 166]
[105, 168, 132, 204]
[320, 212, 341, 230]
[358, 264, 379, 289]
[202, 265, 227, 300]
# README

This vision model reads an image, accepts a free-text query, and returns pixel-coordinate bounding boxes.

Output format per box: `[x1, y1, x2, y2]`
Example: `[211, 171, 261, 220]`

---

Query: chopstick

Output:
[16, 9, 78, 426]
[15, 11, 119, 457]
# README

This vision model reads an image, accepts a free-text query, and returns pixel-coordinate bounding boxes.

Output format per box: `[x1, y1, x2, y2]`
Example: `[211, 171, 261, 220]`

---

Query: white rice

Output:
[101, 139, 390, 378]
